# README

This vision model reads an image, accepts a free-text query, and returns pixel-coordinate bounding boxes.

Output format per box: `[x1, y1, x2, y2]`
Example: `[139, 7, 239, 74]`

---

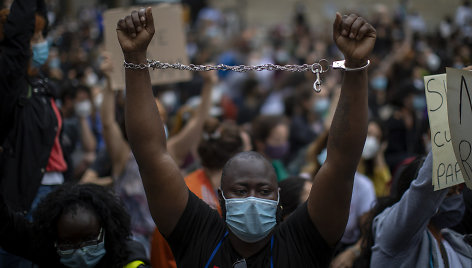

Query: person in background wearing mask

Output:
[370, 152, 472, 267]
[358, 119, 392, 197]
[166, 70, 217, 170]
[285, 84, 320, 163]
[0, 183, 150, 267]
[252, 114, 291, 181]
[99, 52, 155, 256]
[117, 7, 375, 267]
[384, 85, 419, 172]
[0, 0, 67, 266]
[59, 84, 98, 182]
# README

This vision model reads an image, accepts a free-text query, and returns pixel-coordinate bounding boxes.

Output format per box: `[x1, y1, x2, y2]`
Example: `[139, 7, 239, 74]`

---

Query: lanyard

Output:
[204, 232, 275, 268]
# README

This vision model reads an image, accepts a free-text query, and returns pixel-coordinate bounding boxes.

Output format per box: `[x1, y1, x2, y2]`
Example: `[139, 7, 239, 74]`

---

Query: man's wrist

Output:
[123, 52, 147, 64]
[344, 58, 369, 69]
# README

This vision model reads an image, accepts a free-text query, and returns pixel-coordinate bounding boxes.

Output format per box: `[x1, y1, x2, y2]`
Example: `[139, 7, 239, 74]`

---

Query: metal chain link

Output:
[122, 58, 369, 92]
[123, 59, 328, 73]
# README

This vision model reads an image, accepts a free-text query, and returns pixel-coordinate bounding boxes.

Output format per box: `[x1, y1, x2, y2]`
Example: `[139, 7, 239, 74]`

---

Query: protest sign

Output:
[446, 68, 472, 189]
[104, 4, 191, 90]
[424, 74, 464, 190]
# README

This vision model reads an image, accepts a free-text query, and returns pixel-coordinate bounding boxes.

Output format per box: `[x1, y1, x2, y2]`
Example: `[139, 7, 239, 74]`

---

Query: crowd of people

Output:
[0, 0, 471, 267]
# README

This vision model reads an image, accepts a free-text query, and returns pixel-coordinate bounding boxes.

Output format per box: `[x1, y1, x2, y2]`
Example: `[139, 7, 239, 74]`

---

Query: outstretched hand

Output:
[333, 13, 376, 66]
[117, 7, 155, 56]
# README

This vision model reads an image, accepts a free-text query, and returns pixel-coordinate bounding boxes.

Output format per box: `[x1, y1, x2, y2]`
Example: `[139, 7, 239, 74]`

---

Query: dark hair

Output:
[198, 118, 243, 170]
[59, 85, 77, 103]
[76, 84, 92, 98]
[355, 156, 425, 268]
[284, 83, 313, 117]
[279, 176, 310, 218]
[251, 115, 289, 143]
[32, 184, 132, 267]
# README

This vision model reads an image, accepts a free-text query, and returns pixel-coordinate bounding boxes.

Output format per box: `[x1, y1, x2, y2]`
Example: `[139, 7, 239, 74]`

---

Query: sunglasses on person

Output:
[55, 227, 104, 255]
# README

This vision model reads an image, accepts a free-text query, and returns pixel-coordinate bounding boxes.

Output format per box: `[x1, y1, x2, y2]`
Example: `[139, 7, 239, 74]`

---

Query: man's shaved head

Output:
[221, 151, 277, 190]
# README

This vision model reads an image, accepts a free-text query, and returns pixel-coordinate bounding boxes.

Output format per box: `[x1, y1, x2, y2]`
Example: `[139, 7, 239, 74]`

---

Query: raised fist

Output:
[116, 7, 155, 56]
[333, 13, 376, 67]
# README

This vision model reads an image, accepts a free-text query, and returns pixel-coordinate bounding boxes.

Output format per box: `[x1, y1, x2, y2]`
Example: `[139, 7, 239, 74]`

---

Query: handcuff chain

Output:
[123, 59, 369, 92]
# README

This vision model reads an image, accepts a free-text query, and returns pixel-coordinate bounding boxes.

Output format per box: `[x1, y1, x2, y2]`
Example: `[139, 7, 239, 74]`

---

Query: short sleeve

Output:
[166, 190, 226, 267]
[274, 202, 334, 267]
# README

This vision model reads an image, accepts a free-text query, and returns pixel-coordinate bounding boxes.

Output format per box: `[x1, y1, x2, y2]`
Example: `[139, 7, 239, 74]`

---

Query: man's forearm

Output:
[328, 69, 368, 175]
[124, 53, 167, 157]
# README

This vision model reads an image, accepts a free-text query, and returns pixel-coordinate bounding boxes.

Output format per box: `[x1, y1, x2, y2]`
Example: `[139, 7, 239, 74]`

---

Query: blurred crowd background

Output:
[1, 0, 471, 266]
[0, 0, 467, 181]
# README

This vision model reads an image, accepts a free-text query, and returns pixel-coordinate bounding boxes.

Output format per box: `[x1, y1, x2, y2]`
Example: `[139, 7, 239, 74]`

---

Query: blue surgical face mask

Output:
[371, 76, 388, 91]
[413, 95, 426, 111]
[265, 142, 289, 160]
[317, 148, 327, 165]
[430, 193, 465, 230]
[313, 98, 330, 116]
[58, 238, 106, 268]
[32, 40, 49, 68]
[222, 191, 279, 243]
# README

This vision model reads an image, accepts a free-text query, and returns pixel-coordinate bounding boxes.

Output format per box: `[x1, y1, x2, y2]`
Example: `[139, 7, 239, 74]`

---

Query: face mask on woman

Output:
[32, 40, 49, 68]
[57, 232, 106, 268]
[265, 142, 289, 160]
[362, 136, 380, 160]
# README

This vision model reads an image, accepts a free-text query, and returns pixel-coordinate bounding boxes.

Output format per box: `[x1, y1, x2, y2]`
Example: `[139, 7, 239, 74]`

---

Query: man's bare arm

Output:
[117, 7, 188, 236]
[308, 13, 376, 246]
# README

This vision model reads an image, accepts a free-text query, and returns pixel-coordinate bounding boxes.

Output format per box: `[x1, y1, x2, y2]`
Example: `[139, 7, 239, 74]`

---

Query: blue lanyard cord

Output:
[427, 231, 434, 268]
[204, 231, 229, 268]
[205, 233, 274, 268]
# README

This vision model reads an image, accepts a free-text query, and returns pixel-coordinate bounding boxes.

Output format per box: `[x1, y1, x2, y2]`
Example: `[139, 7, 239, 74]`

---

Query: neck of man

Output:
[228, 231, 272, 258]
[428, 222, 443, 243]
[203, 167, 222, 190]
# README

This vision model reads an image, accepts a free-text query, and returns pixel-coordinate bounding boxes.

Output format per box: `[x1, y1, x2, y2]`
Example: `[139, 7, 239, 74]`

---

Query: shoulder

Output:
[441, 229, 472, 256]
[275, 203, 333, 265]
[123, 240, 150, 267]
[166, 191, 226, 266]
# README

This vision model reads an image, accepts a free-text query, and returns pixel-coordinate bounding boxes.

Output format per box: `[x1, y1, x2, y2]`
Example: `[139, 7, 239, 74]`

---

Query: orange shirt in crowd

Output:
[150, 169, 222, 268]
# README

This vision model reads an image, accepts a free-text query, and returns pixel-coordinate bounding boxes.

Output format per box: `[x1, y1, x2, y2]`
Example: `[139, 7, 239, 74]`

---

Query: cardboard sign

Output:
[446, 68, 472, 189]
[424, 74, 464, 190]
[103, 4, 191, 90]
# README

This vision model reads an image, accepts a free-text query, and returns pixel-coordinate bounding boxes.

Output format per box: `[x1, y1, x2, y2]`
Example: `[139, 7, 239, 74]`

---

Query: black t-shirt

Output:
[167, 191, 333, 267]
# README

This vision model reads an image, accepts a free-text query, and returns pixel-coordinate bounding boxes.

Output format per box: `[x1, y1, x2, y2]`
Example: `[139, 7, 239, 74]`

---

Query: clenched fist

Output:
[117, 7, 155, 58]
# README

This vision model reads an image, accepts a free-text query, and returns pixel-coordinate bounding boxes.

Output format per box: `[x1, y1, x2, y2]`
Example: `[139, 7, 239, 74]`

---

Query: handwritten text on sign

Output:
[424, 74, 464, 190]
[446, 68, 472, 189]
[104, 4, 191, 90]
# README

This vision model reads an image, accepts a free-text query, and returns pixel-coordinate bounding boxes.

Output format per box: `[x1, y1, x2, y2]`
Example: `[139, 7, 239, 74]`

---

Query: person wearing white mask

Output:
[117, 7, 376, 267]
[358, 119, 392, 197]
